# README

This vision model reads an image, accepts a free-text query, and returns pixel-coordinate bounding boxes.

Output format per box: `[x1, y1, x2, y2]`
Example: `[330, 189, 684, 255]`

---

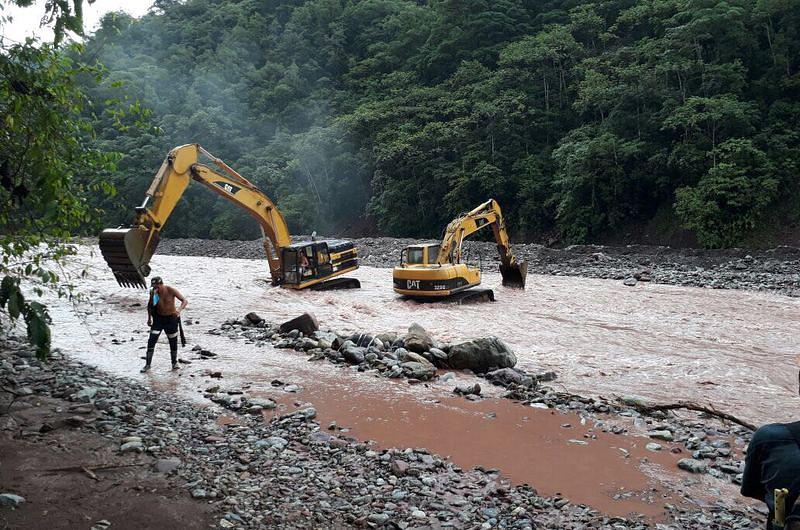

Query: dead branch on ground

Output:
[618, 399, 757, 431]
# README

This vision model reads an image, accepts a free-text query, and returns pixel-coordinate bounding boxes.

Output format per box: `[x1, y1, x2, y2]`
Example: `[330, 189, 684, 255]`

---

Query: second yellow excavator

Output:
[99, 144, 359, 290]
[392, 199, 527, 302]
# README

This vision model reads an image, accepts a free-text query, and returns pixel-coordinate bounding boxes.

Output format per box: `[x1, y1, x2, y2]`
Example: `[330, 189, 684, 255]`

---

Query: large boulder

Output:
[485, 367, 534, 388]
[404, 323, 433, 353]
[244, 312, 264, 326]
[447, 337, 516, 373]
[342, 346, 366, 365]
[401, 361, 436, 380]
[279, 313, 319, 335]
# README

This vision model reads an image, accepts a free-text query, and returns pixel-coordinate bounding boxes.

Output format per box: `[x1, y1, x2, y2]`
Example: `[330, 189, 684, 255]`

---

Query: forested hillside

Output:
[81, 0, 800, 247]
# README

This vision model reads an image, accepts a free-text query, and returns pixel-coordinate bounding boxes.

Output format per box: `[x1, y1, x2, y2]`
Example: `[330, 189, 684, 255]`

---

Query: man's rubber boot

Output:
[171, 362, 179, 371]
[140, 364, 151, 373]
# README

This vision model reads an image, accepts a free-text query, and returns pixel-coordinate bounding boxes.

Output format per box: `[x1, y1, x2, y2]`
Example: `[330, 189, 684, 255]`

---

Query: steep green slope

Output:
[82, 0, 800, 247]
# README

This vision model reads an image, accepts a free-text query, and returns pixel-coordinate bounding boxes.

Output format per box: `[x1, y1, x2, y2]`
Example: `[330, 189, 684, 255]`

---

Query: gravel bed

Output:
[0, 335, 764, 529]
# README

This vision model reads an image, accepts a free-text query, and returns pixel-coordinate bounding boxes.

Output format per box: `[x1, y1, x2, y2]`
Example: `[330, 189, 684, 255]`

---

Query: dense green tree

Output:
[0, 0, 132, 358]
[70, 0, 800, 247]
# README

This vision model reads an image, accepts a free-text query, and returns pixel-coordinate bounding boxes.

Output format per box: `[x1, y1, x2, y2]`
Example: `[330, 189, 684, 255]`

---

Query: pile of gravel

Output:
[1, 336, 763, 529]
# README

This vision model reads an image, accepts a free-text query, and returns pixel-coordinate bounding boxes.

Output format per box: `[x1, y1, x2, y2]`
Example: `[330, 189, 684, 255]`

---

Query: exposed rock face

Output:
[279, 313, 319, 335]
[404, 323, 433, 353]
[447, 337, 516, 373]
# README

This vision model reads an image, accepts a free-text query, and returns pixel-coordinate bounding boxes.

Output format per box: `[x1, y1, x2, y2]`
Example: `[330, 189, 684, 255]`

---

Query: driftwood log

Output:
[619, 399, 757, 431]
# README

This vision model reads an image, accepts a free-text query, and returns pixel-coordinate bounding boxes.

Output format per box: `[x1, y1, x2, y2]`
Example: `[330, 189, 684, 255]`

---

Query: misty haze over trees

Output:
[73, 0, 799, 247]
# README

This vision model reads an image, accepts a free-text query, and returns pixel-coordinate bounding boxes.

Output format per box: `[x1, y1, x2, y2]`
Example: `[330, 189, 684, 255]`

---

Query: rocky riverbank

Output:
[154, 237, 800, 295]
[210, 313, 756, 489]
[1, 332, 764, 529]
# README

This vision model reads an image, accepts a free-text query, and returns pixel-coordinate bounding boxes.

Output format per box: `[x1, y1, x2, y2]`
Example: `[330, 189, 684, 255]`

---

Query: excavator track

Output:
[402, 288, 495, 304]
[447, 288, 495, 304]
[309, 277, 361, 290]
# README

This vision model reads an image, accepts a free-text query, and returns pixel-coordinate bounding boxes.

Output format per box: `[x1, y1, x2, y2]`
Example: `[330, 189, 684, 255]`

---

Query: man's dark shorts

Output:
[151, 314, 179, 334]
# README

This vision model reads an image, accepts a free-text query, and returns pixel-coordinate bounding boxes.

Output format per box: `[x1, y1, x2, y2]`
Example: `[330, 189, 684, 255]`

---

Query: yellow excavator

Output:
[99, 144, 359, 290]
[392, 199, 527, 302]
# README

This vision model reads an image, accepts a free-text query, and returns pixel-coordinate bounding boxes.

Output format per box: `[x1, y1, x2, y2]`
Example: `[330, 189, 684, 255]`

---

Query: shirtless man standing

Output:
[142, 276, 188, 372]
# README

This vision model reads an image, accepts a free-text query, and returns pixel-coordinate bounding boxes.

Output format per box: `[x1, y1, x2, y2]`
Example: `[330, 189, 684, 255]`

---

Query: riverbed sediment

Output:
[0, 336, 763, 529]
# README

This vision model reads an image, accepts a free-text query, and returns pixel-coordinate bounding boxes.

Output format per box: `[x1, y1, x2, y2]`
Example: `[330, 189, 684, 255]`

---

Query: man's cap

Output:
[150, 276, 163, 286]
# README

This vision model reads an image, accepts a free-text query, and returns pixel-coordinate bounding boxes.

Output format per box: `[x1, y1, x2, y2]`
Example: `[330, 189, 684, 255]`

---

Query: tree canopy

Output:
[35, 0, 800, 247]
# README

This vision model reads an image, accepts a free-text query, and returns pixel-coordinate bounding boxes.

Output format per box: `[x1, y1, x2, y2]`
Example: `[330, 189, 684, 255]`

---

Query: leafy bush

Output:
[675, 139, 778, 248]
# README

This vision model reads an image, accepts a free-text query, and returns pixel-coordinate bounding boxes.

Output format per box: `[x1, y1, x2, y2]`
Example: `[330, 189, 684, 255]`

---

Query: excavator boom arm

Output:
[99, 144, 292, 287]
[435, 199, 527, 288]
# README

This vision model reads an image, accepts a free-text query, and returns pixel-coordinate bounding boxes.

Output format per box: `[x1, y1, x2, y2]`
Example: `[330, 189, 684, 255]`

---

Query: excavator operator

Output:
[299, 251, 312, 277]
[142, 276, 188, 373]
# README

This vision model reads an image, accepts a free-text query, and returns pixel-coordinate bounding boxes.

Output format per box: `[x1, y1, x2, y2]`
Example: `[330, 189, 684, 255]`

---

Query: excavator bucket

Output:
[500, 260, 528, 289]
[98, 227, 159, 288]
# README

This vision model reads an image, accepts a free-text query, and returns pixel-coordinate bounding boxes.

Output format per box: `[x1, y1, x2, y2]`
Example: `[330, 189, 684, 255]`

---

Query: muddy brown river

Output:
[41, 246, 797, 519]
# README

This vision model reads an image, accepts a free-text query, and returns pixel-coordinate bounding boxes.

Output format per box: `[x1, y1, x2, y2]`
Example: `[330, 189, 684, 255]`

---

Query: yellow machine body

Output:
[392, 244, 481, 297]
[99, 144, 359, 290]
[392, 200, 527, 301]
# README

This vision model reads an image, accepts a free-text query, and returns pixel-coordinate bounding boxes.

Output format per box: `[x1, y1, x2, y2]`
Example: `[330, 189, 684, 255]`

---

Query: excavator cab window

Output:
[406, 247, 425, 265]
[281, 243, 334, 285]
[426, 245, 440, 264]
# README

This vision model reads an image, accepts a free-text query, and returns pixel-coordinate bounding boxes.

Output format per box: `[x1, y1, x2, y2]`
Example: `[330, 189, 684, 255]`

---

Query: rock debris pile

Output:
[210, 312, 754, 495]
[208, 313, 539, 390]
[0, 337, 758, 529]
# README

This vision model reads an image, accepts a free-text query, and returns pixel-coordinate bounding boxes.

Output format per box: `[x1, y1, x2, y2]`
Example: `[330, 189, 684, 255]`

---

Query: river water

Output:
[63, 246, 797, 424]
[39, 246, 795, 519]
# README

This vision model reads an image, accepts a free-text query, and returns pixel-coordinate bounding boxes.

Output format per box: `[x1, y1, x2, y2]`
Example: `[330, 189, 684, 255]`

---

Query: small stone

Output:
[247, 397, 277, 409]
[0, 493, 25, 507]
[620, 395, 650, 407]
[678, 458, 708, 474]
[411, 509, 427, 520]
[368, 513, 390, 524]
[440, 372, 456, 382]
[391, 460, 409, 477]
[648, 430, 674, 441]
[453, 383, 481, 396]
[73, 387, 98, 401]
[120, 441, 144, 453]
[645, 442, 662, 452]
[623, 277, 637, 286]
[155, 458, 181, 474]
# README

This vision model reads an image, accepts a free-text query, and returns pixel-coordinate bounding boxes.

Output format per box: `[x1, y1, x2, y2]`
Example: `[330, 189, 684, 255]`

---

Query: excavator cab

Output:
[393, 199, 527, 302]
[400, 244, 440, 267]
[281, 240, 360, 290]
